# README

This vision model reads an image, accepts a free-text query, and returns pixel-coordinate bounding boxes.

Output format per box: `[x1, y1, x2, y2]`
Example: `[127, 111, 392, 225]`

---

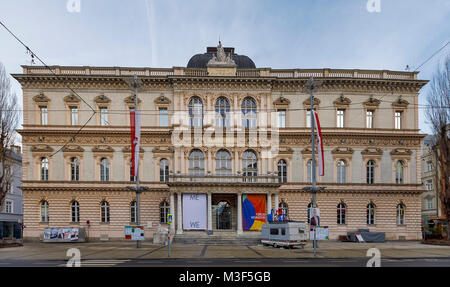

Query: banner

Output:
[130, 108, 141, 177]
[44, 227, 79, 241]
[183, 194, 207, 230]
[242, 194, 267, 231]
[313, 111, 324, 176]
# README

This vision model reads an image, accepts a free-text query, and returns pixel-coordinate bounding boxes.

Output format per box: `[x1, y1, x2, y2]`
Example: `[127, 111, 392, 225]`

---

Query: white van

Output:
[260, 221, 307, 248]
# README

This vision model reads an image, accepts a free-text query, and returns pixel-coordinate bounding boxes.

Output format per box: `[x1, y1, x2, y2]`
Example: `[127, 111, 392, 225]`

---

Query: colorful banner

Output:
[242, 194, 267, 231]
[183, 194, 207, 230]
[43, 227, 79, 241]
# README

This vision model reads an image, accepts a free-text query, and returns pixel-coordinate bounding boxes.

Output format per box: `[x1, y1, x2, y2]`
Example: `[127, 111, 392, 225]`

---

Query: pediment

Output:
[62, 145, 84, 153]
[33, 92, 50, 103]
[64, 94, 81, 103]
[390, 148, 412, 156]
[154, 94, 171, 105]
[92, 145, 114, 153]
[333, 95, 352, 106]
[94, 94, 111, 104]
[361, 147, 383, 155]
[31, 145, 53, 153]
[332, 147, 354, 154]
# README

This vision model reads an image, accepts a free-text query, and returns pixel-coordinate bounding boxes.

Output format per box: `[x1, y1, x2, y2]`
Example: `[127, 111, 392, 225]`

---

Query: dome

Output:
[187, 45, 256, 69]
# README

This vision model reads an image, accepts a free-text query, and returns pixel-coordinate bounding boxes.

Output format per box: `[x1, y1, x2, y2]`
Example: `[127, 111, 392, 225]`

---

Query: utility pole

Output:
[134, 74, 141, 249]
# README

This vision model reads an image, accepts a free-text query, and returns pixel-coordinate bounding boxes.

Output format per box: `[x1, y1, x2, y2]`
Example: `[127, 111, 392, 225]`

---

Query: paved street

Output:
[1, 241, 450, 267]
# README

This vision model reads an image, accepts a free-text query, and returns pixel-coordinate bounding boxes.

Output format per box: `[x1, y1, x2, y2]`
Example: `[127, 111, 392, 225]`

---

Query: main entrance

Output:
[212, 194, 237, 231]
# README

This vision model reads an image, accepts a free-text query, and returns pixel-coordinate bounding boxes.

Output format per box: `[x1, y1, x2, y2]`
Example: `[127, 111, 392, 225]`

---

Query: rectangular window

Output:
[366, 110, 374, 128]
[71, 107, 78, 125]
[427, 161, 433, 172]
[277, 109, 286, 128]
[5, 200, 12, 214]
[426, 180, 433, 191]
[281, 228, 286, 235]
[336, 109, 345, 128]
[159, 108, 168, 127]
[306, 109, 311, 128]
[40, 107, 48, 125]
[270, 228, 279, 235]
[427, 198, 434, 210]
[100, 108, 109, 126]
[395, 111, 402, 129]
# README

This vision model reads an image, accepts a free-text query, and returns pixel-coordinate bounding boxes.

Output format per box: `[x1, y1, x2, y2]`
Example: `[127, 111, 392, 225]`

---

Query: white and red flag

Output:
[130, 108, 141, 178]
[313, 111, 324, 176]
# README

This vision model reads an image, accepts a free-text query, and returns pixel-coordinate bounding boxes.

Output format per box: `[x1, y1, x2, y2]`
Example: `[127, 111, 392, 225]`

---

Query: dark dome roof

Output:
[187, 46, 256, 69]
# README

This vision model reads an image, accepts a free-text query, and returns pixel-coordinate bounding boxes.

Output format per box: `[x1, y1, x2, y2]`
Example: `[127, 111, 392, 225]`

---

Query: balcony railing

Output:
[169, 172, 280, 184]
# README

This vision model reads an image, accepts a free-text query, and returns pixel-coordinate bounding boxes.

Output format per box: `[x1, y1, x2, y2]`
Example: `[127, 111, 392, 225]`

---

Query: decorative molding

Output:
[303, 96, 320, 108]
[154, 94, 171, 105]
[92, 145, 114, 153]
[33, 92, 50, 103]
[273, 96, 291, 108]
[333, 94, 352, 107]
[331, 147, 354, 155]
[361, 147, 383, 156]
[124, 95, 142, 105]
[392, 96, 409, 108]
[94, 94, 111, 104]
[63, 94, 81, 104]
[62, 145, 84, 153]
[122, 146, 145, 153]
[363, 96, 381, 108]
[390, 148, 412, 156]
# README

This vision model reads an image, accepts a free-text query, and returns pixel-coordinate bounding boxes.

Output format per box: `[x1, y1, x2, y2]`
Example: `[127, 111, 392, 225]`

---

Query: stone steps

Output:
[173, 231, 261, 245]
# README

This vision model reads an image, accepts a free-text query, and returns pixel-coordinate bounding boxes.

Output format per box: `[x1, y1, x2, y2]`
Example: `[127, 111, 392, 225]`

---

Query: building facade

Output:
[0, 146, 23, 241]
[14, 43, 427, 241]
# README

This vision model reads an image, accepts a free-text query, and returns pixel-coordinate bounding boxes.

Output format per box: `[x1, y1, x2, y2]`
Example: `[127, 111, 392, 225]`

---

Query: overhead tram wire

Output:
[413, 41, 450, 72]
[0, 19, 97, 157]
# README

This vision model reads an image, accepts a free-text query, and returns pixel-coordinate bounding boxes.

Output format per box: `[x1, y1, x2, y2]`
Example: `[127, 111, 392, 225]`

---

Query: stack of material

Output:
[347, 229, 386, 243]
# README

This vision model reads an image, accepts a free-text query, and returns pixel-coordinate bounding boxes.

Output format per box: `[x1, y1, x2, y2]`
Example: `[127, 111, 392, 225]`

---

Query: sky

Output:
[0, 0, 449, 135]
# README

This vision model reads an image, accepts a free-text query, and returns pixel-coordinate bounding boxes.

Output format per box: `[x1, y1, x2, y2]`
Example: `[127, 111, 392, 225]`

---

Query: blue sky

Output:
[0, 0, 449, 133]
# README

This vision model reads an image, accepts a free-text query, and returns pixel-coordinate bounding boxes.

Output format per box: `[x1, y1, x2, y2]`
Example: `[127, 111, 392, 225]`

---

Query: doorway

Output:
[216, 201, 232, 230]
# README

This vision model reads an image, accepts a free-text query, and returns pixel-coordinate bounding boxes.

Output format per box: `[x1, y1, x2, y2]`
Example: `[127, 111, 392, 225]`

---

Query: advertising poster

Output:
[309, 226, 329, 240]
[242, 194, 267, 231]
[183, 194, 207, 230]
[124, 225, 145, 240]
[44, 227, 79, 241]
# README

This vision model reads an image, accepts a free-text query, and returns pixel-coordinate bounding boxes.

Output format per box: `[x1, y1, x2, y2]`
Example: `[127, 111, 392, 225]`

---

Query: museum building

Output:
[14, 42, 427, 241]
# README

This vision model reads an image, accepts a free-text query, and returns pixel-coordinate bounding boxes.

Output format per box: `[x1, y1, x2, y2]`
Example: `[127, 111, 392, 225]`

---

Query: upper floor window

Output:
[188, 149, 204, 176]
[427, 198, 434, 209]
[337, 203, 346, 225]
[367, 203, 376, 225]
[189, 96, 203, 127]
[160, 201, 169, 224]
[241, 97, 257, 128]
[100, 158, 109, 181]
[130, 200, 137, 223]
[101, 200, 110, 223]
[307, 159, 312, 183]
[306, 109, 311, 128]
[100, 107, 109, 126]
[71, 157, 79, 181]
[40, 200, 49, 222]
[425, 179, 433, 191]
[5, 200, 12, 214]
[71, 107, 79, 125]
[395, 160, 404, 184]
[41, 157, 49, 181]
[130, 159, 135, 182]
[396, 204, 405, 225]
[278, 159, 287, 183]
[394, 111, 402, 129]
[426, 161, 433, 172]
[160, 158, 169, 182]
[366, 110, 374, 128]
[366, 160, 375, 184]
[337, 160, 347, 183]
[216, 150, 232, 176]
[159, 108, 168, 127]
[40, 107, 48, 125]
[215, 97, 230, 128]
[336, 109, 345, 128]
[71, 201, 80, 223]
[277, 109, 286, 128]
[242, 150, 258, 180]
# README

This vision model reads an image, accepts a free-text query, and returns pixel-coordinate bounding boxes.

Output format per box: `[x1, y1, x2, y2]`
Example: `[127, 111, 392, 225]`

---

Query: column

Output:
[207, 192, 212, 233]
[267, 193, 272, 215]
[176, 192, 183, 234]
[237, 193, 243, 235]
[274, 194, 279, 210]
[170, 193, 175, 234]
[181, 149, 186, 174]
[234, 150, 239, 174]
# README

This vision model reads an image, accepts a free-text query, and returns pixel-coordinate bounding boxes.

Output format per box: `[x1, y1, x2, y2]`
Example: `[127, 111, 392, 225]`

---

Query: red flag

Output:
[130, 108, 141, 178]
[313, 111, 324, 176]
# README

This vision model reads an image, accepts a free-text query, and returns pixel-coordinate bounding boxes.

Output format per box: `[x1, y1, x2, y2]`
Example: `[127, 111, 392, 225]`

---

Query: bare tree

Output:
[0, 62, 20, 209]
[425, 56, 450, 239]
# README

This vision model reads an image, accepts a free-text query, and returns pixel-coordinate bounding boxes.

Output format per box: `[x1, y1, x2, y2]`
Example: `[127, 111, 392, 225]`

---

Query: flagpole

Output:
[134, 74, 141, 249]
[309, 76, 317, 257]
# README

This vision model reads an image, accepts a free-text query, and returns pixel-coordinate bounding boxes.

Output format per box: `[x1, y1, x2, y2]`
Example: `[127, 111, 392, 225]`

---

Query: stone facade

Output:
[13, 44, 428, 241]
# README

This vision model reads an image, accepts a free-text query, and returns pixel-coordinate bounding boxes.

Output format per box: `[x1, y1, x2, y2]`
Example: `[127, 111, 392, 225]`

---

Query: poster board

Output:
[124, 225, 145, 241]
[309, 226, 329, 240]
[43, 227, 84, 242]
[242, 194, 267, 231]
[183, 194, 207, 230]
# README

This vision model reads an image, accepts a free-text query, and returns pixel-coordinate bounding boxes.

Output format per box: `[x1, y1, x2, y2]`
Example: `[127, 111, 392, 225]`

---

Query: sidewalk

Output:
[1, 241, 450, 261]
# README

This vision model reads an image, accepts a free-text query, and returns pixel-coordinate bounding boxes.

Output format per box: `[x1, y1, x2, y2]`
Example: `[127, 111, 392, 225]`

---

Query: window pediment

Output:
[122, 146, 145, 153]
[33, 92, 50, 104]
[363, 96, 381, 108]
[92, 145, 114, 153]
[62, 145, 84, 153]
[94, 94, 111, 104]
[361, 148, 383, 156]
[333, 95, 352, 107]
[392, 97, 409, 108]
[31, 145, 53, 153]
[390, 148, 412, 156]
[332, 147, 354, 155]
[124, 95, 142, 105]
[303, 96, 320, 108]
[273, 96, 291, 108]
[64, 94, 81, 104]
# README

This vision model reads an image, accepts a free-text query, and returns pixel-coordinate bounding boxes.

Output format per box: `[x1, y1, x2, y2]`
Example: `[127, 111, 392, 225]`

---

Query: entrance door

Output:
[216, 201, 232, 230]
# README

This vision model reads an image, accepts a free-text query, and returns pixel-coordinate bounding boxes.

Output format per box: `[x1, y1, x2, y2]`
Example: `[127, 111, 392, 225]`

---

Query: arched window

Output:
[337, 203, 346, 225]
[367, 203, 376, 225]
[337, 160, 347, 183]
[279, 202, 288, 216]
[216, 150, 232, 176]
[397, 204, 405, 225]
[160, 159, 169, 182]
[40, 200, 49, 222]
[130, 201, 137, 223]
[242, 150, 258, 181]
[71, 157, 79, 181]
[188, 149, 205, 177]
[100, 158, 109, 181]
[41, 157, 49, 181]
[101, 200, 110, 223]
[160, 201, 169, 224]
[366, 160, 375, 184]
[395, 160, 405, 184]
[189, 96, 203, 127]
[71, 201, 80, 223]
[241, 97, 257, 128]
[278, 159, 287, 183]
[307, 159, 312, 183]
[215, 97, 230, 128]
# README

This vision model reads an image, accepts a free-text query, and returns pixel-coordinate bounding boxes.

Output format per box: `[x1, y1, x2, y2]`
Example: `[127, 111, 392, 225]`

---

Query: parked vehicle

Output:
[261, 221, 307, 248]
